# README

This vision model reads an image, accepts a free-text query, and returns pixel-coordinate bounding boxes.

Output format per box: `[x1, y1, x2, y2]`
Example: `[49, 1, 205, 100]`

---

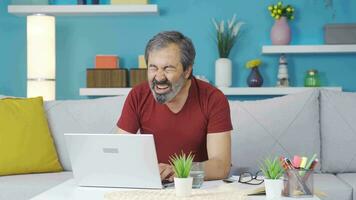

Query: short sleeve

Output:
[117, 89, 140, 133]
[207, 90, 233, 133]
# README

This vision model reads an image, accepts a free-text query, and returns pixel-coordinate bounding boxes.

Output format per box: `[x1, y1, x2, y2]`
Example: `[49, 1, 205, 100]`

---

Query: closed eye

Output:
[164, 66, 176, 72]
[149, 65, 158, 72]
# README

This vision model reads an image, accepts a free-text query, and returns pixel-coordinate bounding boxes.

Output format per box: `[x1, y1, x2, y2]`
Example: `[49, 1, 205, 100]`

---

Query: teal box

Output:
[50, 0, 77, 4]
[100, 0, 109, 4]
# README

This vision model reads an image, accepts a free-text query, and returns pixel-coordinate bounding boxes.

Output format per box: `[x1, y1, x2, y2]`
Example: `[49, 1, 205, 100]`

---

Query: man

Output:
[117, 31, 232, 181]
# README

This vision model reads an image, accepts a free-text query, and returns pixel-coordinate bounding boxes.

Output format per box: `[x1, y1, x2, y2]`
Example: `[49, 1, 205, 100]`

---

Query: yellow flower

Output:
[268, 2, 296, 21]
[246, 59, 262, 69]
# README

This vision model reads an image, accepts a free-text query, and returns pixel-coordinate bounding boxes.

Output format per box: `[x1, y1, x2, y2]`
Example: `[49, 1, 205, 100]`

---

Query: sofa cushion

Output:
[314, 173, 352, 200]
[0, 97, 63, 176]
[230, 90, 320, 174]
[320, 90, 356, 173]
[337, 173, 356, 200]
[0, 171, 72, 200]
[45, 96, 126, 171]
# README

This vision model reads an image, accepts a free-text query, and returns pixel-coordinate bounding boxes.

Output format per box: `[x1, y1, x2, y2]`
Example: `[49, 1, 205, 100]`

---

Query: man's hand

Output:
[159, 163, 175, 182]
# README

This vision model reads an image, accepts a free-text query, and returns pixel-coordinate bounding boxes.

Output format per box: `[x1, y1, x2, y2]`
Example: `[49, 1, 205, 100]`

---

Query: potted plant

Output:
[246, 59, 263, 87]
[212, 14, 244, 87]
[260, 157, 285, 200]
[267, 1, 295, 45]
[169, 152, 195, 197]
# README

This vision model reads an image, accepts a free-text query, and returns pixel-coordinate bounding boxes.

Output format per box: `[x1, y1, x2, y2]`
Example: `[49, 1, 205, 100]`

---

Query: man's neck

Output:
[165, 79, 192, 113]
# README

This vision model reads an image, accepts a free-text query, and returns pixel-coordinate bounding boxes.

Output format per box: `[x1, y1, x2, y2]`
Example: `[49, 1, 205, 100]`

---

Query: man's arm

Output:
[203, 131, 231, 180]
[117, 127, 132, 134]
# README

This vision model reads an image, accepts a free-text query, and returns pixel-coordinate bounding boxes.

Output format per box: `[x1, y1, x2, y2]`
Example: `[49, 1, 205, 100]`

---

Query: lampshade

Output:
[27, 14, 55, 101]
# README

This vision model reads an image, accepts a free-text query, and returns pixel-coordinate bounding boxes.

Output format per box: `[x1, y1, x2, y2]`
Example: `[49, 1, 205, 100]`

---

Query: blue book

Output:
[50, 0, 77, 5]
[49, 0, 108, 5]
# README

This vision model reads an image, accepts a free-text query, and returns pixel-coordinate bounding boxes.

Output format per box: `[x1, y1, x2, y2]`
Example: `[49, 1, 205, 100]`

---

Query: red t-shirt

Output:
[117, 77, 232, 163]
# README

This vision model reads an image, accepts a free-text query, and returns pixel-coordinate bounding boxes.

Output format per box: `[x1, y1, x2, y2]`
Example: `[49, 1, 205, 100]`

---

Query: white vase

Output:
[215, 58, 232, 87]
[174, 177, 193, 197]
[264, 179, 283, 200]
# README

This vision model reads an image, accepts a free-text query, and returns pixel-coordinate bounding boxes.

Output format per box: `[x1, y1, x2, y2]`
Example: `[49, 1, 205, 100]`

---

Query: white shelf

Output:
[80, 88, 131, 96]
[7, 5, 159, 16]
[262, 45, 356, 54]
[80, 87, 342, 96]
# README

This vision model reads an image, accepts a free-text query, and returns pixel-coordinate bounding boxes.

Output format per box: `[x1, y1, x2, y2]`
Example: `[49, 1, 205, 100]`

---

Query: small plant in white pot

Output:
[260, 157, 285, 200]
[169, 152, 195, 197]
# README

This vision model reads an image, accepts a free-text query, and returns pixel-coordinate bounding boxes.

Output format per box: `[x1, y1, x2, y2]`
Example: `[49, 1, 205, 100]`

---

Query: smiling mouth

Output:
[154, 85, 170, 94]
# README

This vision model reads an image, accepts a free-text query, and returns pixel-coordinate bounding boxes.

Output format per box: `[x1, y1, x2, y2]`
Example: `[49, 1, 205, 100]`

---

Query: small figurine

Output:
[276, 54, 290, 87]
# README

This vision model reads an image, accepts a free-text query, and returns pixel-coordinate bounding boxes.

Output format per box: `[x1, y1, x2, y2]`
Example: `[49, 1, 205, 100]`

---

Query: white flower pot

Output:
[264, 179, 283, 200]
[215, 58, 232, 87]
[174, 177, 193, 197]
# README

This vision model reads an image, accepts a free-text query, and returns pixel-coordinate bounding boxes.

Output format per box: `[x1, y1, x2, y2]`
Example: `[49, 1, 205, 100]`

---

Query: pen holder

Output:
[283, 169, 314, 198]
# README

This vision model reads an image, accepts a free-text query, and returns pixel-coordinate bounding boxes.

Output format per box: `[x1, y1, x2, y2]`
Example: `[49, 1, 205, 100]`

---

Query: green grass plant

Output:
[169, 152, 195, 178]
[260, 157, 284, 179]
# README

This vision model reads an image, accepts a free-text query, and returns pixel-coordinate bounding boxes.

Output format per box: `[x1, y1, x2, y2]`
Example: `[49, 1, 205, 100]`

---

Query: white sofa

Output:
[1, 89, 356, 200]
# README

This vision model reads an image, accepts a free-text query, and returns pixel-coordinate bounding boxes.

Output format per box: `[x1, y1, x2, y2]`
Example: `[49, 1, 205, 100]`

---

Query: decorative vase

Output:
[77, 0, 87, 4]
[174, 177, 193, 197]
[270, 16, 291, 45]
[215, 58, 232, 87]
[247, 67, 263, 87]
[264, 179, 283, 200]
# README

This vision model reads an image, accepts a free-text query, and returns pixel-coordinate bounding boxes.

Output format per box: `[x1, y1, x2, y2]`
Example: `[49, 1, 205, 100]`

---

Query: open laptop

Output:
[64, 133, 163, 189]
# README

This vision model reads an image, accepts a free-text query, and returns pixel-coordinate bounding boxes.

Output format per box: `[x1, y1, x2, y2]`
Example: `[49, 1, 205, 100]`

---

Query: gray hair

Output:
[145, 31, 196, 73]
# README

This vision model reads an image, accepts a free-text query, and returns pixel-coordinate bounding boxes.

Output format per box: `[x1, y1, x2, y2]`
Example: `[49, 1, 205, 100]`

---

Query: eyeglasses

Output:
[238, 170, 264, 185]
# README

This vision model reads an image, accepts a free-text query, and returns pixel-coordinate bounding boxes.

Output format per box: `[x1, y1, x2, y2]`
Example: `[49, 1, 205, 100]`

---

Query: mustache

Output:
[152, 79, 172, 87]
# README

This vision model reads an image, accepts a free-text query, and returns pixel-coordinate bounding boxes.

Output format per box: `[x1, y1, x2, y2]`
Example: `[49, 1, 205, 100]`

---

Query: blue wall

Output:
[0, 0, 356, 99]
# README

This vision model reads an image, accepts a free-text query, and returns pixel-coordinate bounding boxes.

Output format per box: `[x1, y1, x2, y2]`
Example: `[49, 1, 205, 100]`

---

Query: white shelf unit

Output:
[79, 87, 342, 96]
[7, 5, 159, 16]
[262, 45, 356, 54]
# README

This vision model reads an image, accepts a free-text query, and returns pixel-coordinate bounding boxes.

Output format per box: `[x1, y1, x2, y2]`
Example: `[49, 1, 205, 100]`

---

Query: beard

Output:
[149, 74, 186, 104]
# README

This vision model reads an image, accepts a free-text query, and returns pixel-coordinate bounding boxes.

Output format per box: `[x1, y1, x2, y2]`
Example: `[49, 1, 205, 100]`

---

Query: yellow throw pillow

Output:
[0, 97, 63, 176]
